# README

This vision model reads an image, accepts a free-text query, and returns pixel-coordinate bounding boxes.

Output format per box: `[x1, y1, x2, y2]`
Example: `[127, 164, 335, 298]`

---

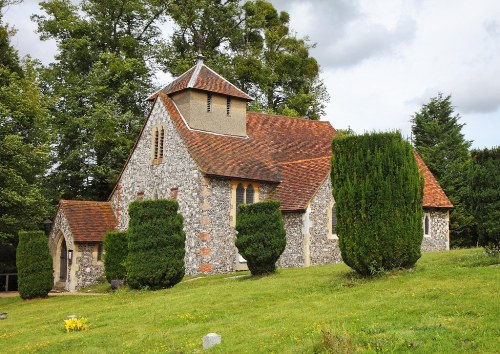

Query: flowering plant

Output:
[64, 317, 89, 332]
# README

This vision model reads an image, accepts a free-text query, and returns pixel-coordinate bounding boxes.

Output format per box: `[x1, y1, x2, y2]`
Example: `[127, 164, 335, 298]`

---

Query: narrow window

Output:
[97, 243, 103, 261]
[159, 126, 165, 158]
[154, 127, 159, 159]
[226, 96, 231, 116]
[332, 204, 337, 236]
[424, 214, 430, 236]
[236, 183, 245, 212]
[207, 93, 212, 112]
[246, 184, 254, 204]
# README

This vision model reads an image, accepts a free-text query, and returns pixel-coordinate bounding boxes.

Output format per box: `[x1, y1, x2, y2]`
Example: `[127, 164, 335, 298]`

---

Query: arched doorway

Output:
[60, 239, 67, 281]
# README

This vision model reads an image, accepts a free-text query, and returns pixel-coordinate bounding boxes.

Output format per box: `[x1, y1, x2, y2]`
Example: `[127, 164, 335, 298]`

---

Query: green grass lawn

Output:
[1, 248, 499, 353]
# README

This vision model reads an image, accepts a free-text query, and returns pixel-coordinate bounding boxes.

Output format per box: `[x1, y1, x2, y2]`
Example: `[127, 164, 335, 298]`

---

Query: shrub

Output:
[126, 200, 185, 289]
[468, 147, 499, 252]
[103, 231, 128, 282]
[235, 200, 286, 275]
[331, 131, 424, 275]
[16, 230, 53, 299]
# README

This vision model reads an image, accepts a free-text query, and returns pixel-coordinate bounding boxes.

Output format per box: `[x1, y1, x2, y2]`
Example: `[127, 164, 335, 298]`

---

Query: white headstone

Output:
[203, 333, 221, 349]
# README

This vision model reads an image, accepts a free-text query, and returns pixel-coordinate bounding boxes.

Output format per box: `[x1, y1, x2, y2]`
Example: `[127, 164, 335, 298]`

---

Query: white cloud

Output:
[272, 0, 500, 148]
[2, 1, 57, 64]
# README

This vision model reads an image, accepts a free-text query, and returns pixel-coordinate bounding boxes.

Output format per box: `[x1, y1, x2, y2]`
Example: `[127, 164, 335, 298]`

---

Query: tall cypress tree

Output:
[411, 93, 475, 247]
[331, 132, 424, 275]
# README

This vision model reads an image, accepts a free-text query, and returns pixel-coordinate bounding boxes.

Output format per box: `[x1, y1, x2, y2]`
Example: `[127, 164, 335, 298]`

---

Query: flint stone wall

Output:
[309, 176, 342, 265]
[75, 243, 104, 290]
[421, 209, 449, 251]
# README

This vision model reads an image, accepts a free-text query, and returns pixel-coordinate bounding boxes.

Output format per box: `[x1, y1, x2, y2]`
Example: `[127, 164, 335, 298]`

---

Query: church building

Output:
[48, 57, 452, 291]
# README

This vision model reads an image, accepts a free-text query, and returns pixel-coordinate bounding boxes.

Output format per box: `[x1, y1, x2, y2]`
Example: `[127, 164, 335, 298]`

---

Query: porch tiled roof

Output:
[60, 200, 117, 242]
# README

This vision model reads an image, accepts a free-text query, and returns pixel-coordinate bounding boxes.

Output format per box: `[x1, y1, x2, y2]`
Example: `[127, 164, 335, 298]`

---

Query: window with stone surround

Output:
[151, 123, 166, 164]
[328, 200, 339, 240]
[423, 212, 431, 237]
[231, 181, 259, 227]
[97, 243, 103, 261]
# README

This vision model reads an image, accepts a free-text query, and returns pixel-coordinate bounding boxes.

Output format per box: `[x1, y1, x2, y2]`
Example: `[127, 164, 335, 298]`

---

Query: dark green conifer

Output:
[236, 200, 286, 275]
[103, 231, 128, 282]
[16, 231, 53, 299]
[126, 200, 185, 289]
[331, 132, 424, 275]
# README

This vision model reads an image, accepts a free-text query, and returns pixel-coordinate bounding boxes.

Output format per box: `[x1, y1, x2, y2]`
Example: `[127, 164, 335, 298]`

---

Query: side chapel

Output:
[48, 57, 453, 291]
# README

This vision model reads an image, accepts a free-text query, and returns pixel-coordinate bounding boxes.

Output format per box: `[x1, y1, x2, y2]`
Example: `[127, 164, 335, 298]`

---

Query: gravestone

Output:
[203, 333, 221, 349]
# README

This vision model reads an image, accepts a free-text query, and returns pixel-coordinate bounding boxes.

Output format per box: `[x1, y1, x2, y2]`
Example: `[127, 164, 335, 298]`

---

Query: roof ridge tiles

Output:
[279, 156, 331, 165]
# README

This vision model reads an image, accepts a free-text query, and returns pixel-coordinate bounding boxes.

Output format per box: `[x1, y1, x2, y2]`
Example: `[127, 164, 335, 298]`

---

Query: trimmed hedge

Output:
[236, 200, 286, 275]
[16, 230, 53, 299]
[126, 200, 185, 289]
[103, 231, 128, 282]
[331, 131, 424, 275]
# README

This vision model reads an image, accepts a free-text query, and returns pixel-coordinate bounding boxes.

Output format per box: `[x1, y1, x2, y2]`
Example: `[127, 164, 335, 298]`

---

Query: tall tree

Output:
[0, 5, 52, 273]
[411, 93, 475, 247]
[161, 0, 329, 119]
[33, 0, 169, 200]
[468, 147, 499, 251]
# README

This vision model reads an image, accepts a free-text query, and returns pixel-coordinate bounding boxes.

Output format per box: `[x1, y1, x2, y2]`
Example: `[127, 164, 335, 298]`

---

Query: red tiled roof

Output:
[158, 93, 452, 211]
[60, 200, 117, 242]
[272, 157, 332, 211]
[150, 63, 253, 101]
[415, 153, 453, 208]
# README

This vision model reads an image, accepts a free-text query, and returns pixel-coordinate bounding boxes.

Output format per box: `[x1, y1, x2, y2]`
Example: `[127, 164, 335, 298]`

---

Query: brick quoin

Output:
[200, 247, 211, 256]
[199, 232, 210, 241]
[199, 264, 212, 273]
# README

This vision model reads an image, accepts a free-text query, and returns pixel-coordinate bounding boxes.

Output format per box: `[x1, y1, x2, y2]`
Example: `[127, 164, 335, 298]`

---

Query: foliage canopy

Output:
[0, 9, 52, 273]
[411, 93, 474, 247]
[468, 147, 500, 251]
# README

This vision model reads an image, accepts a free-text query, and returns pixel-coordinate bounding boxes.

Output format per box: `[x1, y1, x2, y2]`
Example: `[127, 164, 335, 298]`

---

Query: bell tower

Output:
[158, 55, 253, 137]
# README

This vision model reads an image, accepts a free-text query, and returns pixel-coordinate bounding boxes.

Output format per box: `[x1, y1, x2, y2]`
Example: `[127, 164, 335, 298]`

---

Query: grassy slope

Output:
[0, 248, 498, 353]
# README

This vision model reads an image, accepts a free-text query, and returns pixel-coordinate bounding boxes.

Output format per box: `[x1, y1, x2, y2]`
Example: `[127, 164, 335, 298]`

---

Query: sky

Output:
[3, 0, 500, 148]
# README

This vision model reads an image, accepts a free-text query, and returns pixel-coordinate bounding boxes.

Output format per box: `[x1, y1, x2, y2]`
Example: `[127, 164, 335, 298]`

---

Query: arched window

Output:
[159, 126, 165, 158]
[332, 204, 337, 235]
[424, 214, 430, 236]
[246, 184, 254, 204]
[153, 127, 159, 159]
[236, 183, 245, 211]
